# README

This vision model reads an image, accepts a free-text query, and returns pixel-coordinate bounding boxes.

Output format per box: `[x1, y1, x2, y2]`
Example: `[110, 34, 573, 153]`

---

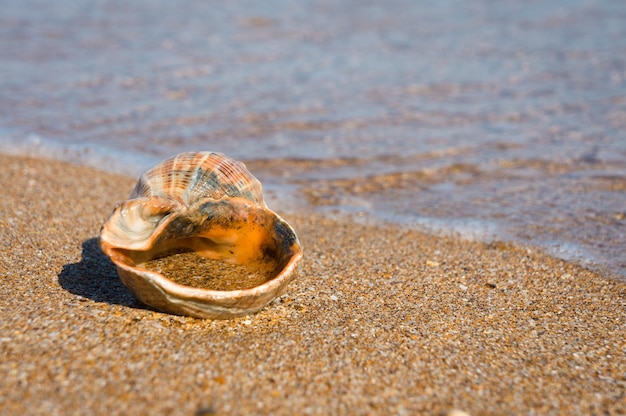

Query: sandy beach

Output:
[0, 153, 624, 415]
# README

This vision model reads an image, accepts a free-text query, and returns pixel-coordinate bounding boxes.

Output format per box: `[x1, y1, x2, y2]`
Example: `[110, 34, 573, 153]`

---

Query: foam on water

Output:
[0, 128, 159, 177]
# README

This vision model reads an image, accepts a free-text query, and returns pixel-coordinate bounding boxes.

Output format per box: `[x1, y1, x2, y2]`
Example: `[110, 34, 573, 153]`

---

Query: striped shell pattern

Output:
[131, 152, 265, 207]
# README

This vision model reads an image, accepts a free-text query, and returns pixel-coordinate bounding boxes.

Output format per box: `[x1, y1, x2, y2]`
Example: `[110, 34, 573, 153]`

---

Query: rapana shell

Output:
[99, 152, 302, 319]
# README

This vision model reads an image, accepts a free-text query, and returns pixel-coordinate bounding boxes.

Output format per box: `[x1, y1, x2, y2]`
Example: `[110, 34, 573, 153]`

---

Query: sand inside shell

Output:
[140, 252, 277, 291]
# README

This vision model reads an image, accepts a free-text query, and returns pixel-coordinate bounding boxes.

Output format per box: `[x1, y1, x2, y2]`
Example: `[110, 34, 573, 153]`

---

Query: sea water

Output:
[1, 0, 625, 278]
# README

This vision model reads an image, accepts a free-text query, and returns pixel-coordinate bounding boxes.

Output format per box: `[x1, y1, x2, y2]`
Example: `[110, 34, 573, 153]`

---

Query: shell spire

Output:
[131, 152, 265, 207]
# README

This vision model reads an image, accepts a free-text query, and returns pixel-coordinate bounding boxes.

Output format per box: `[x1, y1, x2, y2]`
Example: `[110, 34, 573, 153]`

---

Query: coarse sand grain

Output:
[0, 154, 624, 415]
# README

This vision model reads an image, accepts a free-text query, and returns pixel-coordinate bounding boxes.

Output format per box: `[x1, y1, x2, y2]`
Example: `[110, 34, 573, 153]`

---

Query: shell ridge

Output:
[184, 152, 213, 205]
[169, 153, 181, 199]
[215, 156, 263, 204]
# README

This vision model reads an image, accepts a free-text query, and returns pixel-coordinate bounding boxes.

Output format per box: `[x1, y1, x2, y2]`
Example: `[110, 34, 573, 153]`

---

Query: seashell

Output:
[99, 152, 303, 319]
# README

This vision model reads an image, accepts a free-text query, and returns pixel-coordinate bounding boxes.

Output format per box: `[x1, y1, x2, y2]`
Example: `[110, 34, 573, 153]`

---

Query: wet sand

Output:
[1, 154, 625, 415]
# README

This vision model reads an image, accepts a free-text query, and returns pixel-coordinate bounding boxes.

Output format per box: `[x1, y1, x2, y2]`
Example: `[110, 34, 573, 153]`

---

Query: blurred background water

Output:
[1, 0, 625, 278]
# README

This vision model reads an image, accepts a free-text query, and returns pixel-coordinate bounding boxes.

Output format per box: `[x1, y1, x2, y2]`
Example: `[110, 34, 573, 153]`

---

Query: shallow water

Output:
[1, 0, 625, 278]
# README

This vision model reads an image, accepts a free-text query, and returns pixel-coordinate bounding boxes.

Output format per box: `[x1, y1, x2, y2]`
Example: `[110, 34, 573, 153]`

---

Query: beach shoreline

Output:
[1, 153, 624, 415]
